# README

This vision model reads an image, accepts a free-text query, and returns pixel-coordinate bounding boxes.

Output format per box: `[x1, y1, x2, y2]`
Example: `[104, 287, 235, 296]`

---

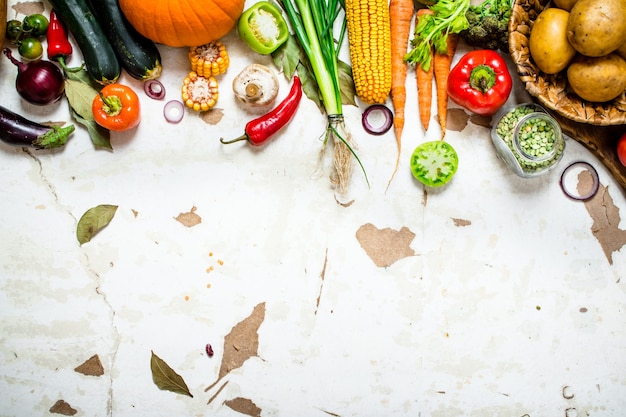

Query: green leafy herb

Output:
[150, 351, 193, 398]
[278, 0, 367, 193]
[405, 0, 470, 70]
[76, 204, 118, 245]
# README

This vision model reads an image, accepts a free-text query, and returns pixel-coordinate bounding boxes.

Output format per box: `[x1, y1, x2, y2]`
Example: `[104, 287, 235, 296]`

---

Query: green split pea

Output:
[496, 105, 564, 175]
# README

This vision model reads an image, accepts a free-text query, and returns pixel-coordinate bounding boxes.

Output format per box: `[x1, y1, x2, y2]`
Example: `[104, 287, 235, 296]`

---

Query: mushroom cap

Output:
[232, 64, 280, 107]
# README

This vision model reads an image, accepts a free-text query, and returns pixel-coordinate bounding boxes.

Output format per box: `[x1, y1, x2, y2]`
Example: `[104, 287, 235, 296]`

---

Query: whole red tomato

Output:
[618, 132, 626, 167]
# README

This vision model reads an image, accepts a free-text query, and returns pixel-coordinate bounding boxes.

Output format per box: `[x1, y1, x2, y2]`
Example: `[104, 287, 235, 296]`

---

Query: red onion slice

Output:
[144, 79, 165, 100]
[362, 104, 393, 136]
[559, 161, 599, 201]
[163, 100, 184, 124]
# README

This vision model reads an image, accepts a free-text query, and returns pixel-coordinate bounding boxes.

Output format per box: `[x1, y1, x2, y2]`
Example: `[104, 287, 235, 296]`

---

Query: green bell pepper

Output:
[237, 1, 289, 55]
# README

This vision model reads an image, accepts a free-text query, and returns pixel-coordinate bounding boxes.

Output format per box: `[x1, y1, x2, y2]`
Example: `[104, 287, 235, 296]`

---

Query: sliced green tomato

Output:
[410, 140, 459, 187]
[237, 1, 289, 55]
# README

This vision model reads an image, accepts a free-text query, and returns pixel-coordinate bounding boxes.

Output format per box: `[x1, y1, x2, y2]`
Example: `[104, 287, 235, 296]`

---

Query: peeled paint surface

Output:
[0, 1, 625, 416]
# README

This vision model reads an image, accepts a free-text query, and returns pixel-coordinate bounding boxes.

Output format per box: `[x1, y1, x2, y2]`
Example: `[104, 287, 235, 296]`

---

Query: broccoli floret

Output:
[460, 0, 512, 51]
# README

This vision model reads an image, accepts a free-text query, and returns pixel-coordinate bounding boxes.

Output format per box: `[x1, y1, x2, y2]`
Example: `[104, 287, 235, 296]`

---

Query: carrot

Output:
[387, 0, 415, 190]
[433, 33, 458, 139]
[415, 9, 434, 132]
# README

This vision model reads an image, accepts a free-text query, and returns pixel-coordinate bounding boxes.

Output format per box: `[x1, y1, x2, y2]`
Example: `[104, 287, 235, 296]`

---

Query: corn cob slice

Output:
[181, 72, 219, 112]
[188, 41, 230, 78]
[344, 0, 392, 104]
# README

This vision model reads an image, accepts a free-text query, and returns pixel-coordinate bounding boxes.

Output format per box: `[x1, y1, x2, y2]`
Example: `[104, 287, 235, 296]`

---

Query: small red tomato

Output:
[618, 132, 626, 167]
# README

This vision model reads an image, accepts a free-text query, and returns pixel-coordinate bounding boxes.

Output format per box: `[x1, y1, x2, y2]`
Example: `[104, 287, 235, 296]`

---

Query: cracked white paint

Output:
[1, 1, 626, 416]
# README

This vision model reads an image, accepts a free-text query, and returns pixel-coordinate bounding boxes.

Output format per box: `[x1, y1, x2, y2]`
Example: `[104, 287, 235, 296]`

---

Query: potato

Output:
[617, 41, 626, 61]
[567, 53, 626, 102]
[529, 8, 577, 74]
[553, 0, 578, 11]
[566, 0, 626, 57]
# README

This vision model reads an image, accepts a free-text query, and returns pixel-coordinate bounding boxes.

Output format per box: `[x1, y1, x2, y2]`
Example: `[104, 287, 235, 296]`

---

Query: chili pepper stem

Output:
[99, 92, 123, 117]
[469, 64, 496, 93]
[220, 134, 249, 144]
[57, 56, 83, 73]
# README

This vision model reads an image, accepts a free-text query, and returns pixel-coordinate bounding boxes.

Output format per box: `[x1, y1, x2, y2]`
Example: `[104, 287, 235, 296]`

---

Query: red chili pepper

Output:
[221, 75, 302, 146]
[446, 50, 513, 116]
[46, 9, 73, 63]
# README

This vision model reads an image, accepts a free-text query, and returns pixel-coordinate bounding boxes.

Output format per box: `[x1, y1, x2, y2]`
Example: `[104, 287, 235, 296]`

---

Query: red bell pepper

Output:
[446, 49, 513, 116]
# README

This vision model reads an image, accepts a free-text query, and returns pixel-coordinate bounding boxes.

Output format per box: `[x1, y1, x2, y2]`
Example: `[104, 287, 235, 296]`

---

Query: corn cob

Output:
[344, 0, 392, 104]
[188, 41, 230, 78]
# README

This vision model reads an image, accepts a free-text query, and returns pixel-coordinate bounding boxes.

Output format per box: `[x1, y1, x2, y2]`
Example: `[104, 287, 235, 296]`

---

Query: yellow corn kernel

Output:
[188, 41, 230, 77]
[181, 72, 219, 112]
[344, 0, 392, 104]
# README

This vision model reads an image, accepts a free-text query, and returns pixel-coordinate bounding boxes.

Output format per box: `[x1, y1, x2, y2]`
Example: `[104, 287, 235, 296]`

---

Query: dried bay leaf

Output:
[71, 109, 112, 150]
[74, 354, 104, 376]
[65, 79, 98, 121]
[64, 68, 112, 149]
[205, 302, 266, 392]
[150, 351, 193, 397]
[76, 204, 118, 245]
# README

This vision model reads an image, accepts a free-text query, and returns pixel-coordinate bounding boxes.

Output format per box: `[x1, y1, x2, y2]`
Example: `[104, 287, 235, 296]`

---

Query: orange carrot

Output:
[433, 33, 458, 139]
[415, 9, 434, 132]
[387, 0, 415, 189]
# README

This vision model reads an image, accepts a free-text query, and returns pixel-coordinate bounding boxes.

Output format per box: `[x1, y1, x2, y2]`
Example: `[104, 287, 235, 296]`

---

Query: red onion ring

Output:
[163, 100, 184, 124]
[362, 104, 393, 136]
[559, 161, 599, 201]
[144, 79, 166, 100]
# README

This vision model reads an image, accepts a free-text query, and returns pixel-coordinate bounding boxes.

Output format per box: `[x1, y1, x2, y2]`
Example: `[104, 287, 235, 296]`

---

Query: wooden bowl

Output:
[508, 0, 626, 126]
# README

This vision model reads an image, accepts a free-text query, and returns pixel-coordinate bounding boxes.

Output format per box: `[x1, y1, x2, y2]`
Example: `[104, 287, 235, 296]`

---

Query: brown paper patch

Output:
[11, 1, 44, 17]
[224, 397, 262, 417]
[206, 303, 266, 394]
[175, 206, 201, 227]
[200, 108, 224, 125]
[446, 108, 470, 133]
[579, 172, 626, 265]
[356, 223, 417, 267]
[452, 218, 471, 227]
[74, 354, 104, 376]
[49, 400, 77, 416]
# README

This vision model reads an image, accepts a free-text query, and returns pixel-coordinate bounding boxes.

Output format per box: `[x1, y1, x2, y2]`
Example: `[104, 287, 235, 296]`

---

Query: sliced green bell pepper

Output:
[237, 1, 289, 55]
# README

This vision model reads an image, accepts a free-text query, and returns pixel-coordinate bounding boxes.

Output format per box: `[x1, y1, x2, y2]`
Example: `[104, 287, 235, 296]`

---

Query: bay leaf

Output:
[71, 109, 112, 150]
[76, 204, 118, 245]
[150, 351, 193, 398]
[65, 79, 98, 121]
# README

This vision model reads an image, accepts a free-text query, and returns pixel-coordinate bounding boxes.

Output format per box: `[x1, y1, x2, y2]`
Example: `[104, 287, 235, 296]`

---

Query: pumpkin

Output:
[118, 0, 245, 47]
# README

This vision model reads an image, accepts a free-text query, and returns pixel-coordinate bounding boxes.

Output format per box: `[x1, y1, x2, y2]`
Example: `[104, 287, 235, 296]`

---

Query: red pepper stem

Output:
[56, 56, 83, 73]
[220, 134, 250, 144]
[469, 64, 497, 93]
[99, 92, 123, 117]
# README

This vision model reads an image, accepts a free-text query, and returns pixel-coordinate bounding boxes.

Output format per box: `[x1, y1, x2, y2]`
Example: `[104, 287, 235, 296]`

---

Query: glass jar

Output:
[491, 103, 566, 178]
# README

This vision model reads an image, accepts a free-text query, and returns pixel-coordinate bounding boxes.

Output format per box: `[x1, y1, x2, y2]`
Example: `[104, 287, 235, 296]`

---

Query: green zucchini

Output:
[48, 0, 121, 84]
[86, 0, 162, 80]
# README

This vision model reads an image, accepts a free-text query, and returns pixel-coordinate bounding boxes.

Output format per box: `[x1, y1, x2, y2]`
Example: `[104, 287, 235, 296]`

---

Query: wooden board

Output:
[551, 111, 626, 192]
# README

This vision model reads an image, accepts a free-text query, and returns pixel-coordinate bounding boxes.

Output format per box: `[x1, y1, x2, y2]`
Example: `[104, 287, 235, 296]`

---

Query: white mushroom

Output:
[232, 64, 279, 107]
